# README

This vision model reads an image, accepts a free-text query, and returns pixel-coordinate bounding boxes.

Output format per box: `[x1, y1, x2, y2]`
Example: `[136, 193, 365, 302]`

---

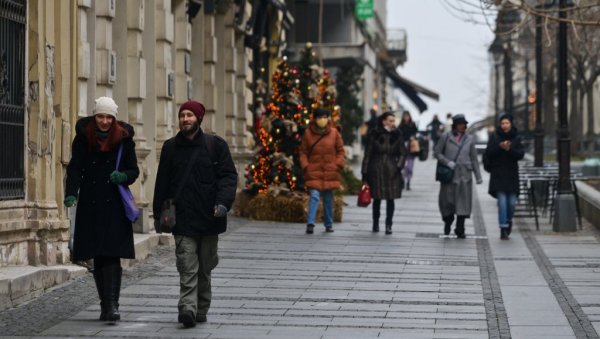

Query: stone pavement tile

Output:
[386, 311, 485, 320]
[321, 328, 381, 338]
[266, 326, 326, 339]
[494, 261, 548, 286]
[120, 296, 177, 307]
[436, 305, 485, 313]
[434, 319, 487, 329]
[275, 317, 333, 326]
[430, 329, 489, 339]
[509, 325, 576, 338]
[284, 309, 387, 318]
[593, 322, 600, 334]
[377, 328, 435, 338]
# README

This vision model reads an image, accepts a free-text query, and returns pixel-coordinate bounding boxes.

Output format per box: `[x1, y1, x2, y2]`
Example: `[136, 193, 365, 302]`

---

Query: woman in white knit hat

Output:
[64, 96, 139, 322]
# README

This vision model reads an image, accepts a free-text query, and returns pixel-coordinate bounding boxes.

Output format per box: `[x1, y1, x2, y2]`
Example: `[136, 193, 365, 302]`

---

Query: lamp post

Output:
[503, 41, 514, 116]
[534, 11, 544, 167]
[489, 37, 504, 120]
[553, 0, 576, 232]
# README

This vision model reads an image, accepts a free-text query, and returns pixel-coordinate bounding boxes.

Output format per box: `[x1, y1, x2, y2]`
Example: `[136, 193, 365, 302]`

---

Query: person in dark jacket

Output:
[153, 100, 238, 328]
[362, 112, 407, 234]
[65, 96, 140, 322]
[484, 114, 525, 240]
[399, 111, 418, 190]
[427, 114, 443, 147]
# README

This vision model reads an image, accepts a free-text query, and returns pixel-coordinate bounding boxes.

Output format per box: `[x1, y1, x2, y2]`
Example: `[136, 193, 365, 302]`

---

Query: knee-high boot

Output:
[455, 216, 466, 239]
[92, 267, 107, 321]
[103, 265, 122, 321]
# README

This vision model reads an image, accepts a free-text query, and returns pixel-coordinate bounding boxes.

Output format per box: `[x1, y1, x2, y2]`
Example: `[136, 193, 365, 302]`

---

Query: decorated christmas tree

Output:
[297, 42, 337, 121]
[245, 57, 308, 194]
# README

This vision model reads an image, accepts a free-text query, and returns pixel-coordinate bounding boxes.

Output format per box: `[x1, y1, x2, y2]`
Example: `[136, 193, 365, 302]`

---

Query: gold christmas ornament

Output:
[306, 41, 313, 49]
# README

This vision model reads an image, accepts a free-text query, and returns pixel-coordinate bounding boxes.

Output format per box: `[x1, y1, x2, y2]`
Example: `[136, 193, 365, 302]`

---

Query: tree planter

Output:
[234, 191, 343, 223]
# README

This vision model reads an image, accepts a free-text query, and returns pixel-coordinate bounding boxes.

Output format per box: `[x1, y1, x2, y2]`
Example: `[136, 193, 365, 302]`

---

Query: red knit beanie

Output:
[179, 100, 206, 122]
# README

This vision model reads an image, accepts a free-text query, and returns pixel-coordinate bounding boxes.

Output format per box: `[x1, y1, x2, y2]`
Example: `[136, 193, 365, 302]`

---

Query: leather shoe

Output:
[306, 224, 314, 234]
[196, 314, 207, 323]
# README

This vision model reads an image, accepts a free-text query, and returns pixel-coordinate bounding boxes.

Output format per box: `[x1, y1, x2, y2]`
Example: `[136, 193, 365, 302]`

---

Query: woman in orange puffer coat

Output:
[299, 108, 345, 234]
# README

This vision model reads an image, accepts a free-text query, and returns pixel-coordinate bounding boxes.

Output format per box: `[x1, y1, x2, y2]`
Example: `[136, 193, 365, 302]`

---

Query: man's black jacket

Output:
[153, 129, 238, 236]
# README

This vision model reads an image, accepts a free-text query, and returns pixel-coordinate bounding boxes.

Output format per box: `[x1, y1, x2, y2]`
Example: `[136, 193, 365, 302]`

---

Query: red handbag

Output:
[357, 184, 372, 207]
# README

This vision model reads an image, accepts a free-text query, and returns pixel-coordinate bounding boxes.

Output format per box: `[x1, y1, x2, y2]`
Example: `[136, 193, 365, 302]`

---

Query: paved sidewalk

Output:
[2, 157, 600, 338]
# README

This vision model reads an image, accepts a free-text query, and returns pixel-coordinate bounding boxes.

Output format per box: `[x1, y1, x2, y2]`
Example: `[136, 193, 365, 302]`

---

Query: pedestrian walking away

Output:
[299, 108, 345, 234]
[427, 114, 443, 147]
[399, 110, 418, 191]
[434, 114, 483, 238]
[483, 113, 525, 240]
[64, 96, 140, 322]
[152, 100, 238, 328]
[362, 112, 407, 234]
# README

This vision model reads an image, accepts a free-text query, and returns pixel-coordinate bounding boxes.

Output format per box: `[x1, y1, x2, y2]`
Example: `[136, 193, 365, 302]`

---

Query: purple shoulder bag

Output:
[116, 144, 140, 222]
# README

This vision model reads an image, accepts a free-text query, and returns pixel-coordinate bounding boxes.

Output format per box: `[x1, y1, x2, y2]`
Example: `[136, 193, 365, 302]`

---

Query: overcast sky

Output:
[386, 1, 495, 128]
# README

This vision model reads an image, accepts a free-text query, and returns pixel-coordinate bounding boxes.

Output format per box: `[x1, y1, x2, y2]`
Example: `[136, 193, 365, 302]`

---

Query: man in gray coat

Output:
[433, 114, 483, 238]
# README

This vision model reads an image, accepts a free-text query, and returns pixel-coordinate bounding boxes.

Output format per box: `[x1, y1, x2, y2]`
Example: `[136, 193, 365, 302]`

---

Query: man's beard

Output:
[180, 121, 200, 137]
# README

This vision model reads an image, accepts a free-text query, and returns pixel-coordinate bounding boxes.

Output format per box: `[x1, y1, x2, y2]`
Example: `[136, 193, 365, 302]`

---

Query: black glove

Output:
[214, 204, 228, 218]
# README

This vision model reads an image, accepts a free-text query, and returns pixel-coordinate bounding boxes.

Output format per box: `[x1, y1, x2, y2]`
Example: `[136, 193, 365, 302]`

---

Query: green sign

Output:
[355, 0, 374, 20]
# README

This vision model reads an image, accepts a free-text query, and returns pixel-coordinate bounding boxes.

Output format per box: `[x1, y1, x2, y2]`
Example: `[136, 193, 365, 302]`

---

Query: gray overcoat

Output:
[434, 132, 482, 217]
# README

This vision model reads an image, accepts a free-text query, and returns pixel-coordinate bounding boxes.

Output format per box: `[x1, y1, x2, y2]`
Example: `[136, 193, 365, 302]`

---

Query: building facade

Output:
[0, 0, 295, 267]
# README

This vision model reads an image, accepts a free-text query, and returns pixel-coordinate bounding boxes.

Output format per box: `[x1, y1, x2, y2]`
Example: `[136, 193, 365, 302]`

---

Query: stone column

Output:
[155, 0, 175, 150]
[126, 0, 151, 232]
[173, 0, 192, 111]
[223, 8, 237, 149]
[203, 15, 218, 133]
[95, 0, 116, 97]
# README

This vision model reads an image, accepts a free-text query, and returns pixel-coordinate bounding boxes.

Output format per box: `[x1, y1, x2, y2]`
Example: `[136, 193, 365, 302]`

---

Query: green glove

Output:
[64, 195, 77, 207]
[110, 171, 128, 184]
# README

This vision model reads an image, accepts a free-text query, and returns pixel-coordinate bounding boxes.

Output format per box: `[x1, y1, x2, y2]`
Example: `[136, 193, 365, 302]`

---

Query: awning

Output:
[384, 66, 439, 113]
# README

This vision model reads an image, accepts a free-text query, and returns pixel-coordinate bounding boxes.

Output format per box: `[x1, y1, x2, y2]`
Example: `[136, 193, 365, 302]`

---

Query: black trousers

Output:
[443, 215, 467, 235]
[373, 199, 395, 226]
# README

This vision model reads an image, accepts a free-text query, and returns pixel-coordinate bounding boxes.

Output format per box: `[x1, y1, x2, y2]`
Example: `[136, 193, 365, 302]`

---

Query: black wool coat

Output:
[361, 127, 407, 200]
[152, 129, 238, 236]
[484, 127, 525, 198]
[65, 117, 140, 261]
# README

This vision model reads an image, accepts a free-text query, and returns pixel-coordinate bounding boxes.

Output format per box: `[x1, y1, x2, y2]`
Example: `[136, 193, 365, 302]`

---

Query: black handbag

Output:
[435, 135, 465, 184]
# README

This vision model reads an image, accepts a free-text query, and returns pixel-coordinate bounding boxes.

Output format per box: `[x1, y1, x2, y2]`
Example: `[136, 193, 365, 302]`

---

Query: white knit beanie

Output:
[94, 96, 118, 118]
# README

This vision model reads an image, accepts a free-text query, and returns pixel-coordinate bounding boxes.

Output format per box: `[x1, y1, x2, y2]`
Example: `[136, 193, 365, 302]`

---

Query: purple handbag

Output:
[116, 144, 140, 222]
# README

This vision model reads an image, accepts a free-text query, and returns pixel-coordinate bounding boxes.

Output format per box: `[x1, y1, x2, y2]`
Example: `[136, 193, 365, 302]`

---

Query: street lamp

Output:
[553, 0, 576, 232]
[489, 37, 504, 120]
[534, 7, 544, 167]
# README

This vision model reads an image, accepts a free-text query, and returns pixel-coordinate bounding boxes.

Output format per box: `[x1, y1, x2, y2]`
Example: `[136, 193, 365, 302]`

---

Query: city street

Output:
[2, 157, 600, 338]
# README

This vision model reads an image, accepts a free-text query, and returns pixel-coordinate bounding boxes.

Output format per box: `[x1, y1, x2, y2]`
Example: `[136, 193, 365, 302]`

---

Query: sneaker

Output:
[178, 310, 196, 328]
[196, 314, 207, 323]
[325, 227, 334, 233]
[306, 224, 314, 234]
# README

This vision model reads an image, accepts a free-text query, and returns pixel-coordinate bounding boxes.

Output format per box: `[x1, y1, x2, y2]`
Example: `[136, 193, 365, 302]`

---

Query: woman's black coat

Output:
[65, 117, 140, 261]
[484, 127, 525, 198]
[361, 127, 407, 200]
[152, 129, 238, 236]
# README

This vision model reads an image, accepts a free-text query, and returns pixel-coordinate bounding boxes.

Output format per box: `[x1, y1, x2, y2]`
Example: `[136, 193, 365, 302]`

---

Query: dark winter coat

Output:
[484, 127, 525, 198]
[152, 129, 238, 236]
[299, 121, 345, 191]
[399, 122, 418, 141]
[361, 126, 407, 200]
[65, 117, 140, 261]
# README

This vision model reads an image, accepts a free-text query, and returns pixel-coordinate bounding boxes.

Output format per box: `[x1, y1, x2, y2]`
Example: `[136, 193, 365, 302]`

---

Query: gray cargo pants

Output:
[174, 235, 219, 317]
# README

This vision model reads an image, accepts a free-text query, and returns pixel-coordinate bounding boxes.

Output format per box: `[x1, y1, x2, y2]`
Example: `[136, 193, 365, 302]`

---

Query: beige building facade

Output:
[0, 0, 273, 268]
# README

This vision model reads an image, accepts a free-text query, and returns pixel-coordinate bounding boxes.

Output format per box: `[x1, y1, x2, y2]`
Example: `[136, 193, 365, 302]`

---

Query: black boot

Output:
[455, 216, 466, 239]
[92, 267, 107, 321]
[507, 221, 513, 236]
[500, 228, 509, 240]
[442, 215, 454, 236]
[406, 181, 411, 191]
[372, 220, 379, 232]
[103, 265, 122, 322]
[385, 224, 392, 235]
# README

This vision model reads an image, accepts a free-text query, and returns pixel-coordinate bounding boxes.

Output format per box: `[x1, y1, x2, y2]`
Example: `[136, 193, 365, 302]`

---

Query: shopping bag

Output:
[357, 184, 372, 207]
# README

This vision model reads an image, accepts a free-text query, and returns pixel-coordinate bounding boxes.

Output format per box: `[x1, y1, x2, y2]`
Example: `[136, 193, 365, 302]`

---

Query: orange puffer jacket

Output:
[299, 122, 345, 191]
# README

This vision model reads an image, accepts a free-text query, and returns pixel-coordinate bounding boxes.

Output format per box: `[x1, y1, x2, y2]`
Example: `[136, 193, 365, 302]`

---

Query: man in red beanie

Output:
[153, 100, 238, 328]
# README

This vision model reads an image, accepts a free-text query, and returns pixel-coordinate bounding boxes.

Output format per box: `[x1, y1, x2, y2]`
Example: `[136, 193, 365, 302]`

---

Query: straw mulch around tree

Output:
[234, 191, 343, 223]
